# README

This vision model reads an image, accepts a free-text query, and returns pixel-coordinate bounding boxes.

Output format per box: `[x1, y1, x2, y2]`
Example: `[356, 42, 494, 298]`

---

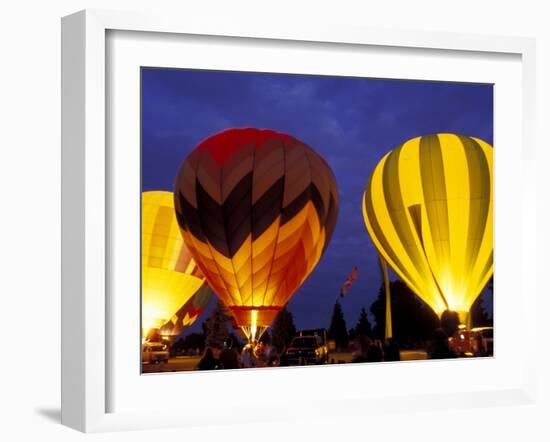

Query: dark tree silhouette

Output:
[205, 300, 232, 349]
[171, 336, 184, 354]
[487, 276, 494, 293]
[370, 280, 439, 346]
[259, 329, 271, 344]
[354, 307, 373, 338]
[271, 306, 297, 351]
[470, 294, 493, 327]
[328, 301, 349, 350]
[227, 331, 244, 351]
[182, 332, 205, 352]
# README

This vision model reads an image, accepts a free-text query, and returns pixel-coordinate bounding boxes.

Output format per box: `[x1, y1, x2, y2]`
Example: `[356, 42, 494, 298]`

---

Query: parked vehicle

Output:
[449, 326, 493, 356]
[470, 327, 494, 356]
[282, 329, 329, 365]
[142, 342, 170, 364]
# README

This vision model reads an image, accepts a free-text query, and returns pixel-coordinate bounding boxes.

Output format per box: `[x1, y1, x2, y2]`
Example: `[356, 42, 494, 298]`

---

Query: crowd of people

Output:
[350, 336, 401, 363]
[196, 335, 403, 370]
[195, 325, 486, 371]
[197, 338, 277, 370]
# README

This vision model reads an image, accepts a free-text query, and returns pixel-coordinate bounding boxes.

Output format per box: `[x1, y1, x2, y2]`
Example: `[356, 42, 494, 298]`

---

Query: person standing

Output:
[219, 337, 241, 369]
[241, 345, 256, 368]
[384, 338, 401, 362]
[197, 347, 219, 370]
[428, 328, 457, 359]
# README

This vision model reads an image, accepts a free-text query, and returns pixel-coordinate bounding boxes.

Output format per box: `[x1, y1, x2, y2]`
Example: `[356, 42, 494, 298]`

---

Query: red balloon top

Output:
[195, 128, 296, 166]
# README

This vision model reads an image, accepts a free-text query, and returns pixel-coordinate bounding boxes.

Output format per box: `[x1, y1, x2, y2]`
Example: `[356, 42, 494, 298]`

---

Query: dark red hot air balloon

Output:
[174, 128, 338, 342]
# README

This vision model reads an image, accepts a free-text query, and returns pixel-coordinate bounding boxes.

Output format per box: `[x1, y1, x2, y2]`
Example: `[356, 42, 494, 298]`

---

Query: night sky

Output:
[141, 67, 493, 332]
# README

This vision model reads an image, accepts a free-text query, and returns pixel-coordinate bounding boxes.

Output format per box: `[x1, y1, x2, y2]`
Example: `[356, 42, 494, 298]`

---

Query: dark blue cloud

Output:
[142, 68, 493, 330]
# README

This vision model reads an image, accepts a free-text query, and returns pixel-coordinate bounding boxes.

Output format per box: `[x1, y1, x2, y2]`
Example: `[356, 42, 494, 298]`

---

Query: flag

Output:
[339, 266, 358, 298]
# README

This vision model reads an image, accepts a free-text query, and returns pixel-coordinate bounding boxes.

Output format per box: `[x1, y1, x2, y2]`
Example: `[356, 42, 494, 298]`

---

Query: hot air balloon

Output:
[363, 133, 493, 325]
[159, 285, 212, 337]
[142, 191, 211, 337]
[174, 128, 338, 343]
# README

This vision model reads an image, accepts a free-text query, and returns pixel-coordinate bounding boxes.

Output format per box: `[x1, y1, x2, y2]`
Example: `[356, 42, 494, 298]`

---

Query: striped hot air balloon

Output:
[159, 285, 212, 336]
[142, 191, 211, 336]
[363, 133, 493, 324]
[174, 128, 338, 342]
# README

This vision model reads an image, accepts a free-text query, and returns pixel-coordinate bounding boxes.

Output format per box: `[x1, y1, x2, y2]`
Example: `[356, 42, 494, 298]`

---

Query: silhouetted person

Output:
[428, 328, 457, 359]
[219, 337, 240, 369]
[384, 338, 401, 362]
[197, 347, 218, 370]
[474, 332, 486, 357]
[264, 343, 277, 366]
[351, 335, 371, 363]
[366, 344, 384, 362]
[279, 350, 289, 367]
[440, 310, 460, 338]
[241, 344, 257, 368]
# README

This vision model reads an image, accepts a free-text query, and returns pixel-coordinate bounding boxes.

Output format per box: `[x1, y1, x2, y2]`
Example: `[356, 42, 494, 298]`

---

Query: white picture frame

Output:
[61, 9, 537, 433]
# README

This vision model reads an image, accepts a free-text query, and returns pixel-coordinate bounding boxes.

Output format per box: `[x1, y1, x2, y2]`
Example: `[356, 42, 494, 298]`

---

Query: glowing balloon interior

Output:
[174, 128, 338, 342]
[142, 191, 209, 336]
[363, 134, 493, 322]
[159, 285, 212, 336]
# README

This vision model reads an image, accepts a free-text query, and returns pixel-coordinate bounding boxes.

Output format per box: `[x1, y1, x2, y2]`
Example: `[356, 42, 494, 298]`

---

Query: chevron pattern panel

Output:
[174, 128, 338, 328]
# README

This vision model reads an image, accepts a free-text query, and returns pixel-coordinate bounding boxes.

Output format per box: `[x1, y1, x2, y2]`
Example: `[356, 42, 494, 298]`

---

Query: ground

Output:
[141, 350, 428, 373]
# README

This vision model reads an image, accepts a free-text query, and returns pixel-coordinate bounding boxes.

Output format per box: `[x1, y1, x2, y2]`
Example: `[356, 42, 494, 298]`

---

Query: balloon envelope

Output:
[363, 134, 493, 321]
[174, 128, 338, 339]
[142, 191, 209, 333]
[159, 285, 213, 336]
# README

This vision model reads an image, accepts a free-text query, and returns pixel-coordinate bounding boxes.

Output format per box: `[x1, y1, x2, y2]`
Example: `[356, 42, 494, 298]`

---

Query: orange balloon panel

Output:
[174, 128, 338, 328]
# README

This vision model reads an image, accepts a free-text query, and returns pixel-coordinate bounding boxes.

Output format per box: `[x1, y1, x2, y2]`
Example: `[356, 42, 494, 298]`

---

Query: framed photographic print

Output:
[140, 68, 493, 374]
[61, 9, 537, 433]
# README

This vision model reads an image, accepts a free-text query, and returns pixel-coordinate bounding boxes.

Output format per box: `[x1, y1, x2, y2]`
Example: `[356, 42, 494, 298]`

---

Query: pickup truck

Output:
[281, 333, 328, 365]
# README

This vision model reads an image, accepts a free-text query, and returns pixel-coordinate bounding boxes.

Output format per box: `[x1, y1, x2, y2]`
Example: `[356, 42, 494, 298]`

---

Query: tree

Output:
[259, 329, 271, 345]
[328, 301, 349, 350]
[183, 332, 205, 351]
[470, 294, 493, 327]
[353, 307, 373, 338]
[228, 332, 244, 351]
[487, 276, 494, 293]
[171, 336, 185, 355]
[204, 300, 232, 349]
[271, 306, 297, 352]
[370, 280, 439, 346]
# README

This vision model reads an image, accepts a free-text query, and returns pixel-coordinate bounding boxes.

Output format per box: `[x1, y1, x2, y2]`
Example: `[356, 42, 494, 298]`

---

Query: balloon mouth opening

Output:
[240, 325, 269, 344]
[230, 306, 281, 327]
[229, 306, 281, 343]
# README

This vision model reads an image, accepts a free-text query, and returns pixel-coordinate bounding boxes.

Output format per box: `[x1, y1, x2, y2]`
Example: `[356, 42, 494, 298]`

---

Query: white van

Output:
[142, 342, 169, 364]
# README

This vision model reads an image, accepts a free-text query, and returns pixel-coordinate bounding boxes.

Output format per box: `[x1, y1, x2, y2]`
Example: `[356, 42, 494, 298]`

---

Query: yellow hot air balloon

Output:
[142, 191, 208, 336]
[363, 134, 493, 324]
